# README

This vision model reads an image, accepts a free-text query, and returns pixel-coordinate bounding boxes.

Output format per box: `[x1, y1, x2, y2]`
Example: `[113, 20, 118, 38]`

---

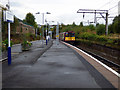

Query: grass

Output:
[76, 38, 120, 50]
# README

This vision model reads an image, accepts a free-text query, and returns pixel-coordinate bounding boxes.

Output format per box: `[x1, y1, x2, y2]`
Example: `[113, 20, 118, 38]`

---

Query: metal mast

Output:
[77, 9, 109, 35]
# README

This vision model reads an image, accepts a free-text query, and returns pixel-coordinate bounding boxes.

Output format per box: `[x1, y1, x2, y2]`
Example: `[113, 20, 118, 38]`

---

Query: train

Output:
[59, 31, 75, 42]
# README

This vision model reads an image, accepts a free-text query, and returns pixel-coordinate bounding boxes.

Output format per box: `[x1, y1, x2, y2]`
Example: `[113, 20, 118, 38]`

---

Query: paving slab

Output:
[2, 40, 116, 89]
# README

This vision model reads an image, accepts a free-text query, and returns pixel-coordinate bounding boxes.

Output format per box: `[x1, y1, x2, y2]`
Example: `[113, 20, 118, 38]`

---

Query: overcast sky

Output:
[0, 0, 119, 25]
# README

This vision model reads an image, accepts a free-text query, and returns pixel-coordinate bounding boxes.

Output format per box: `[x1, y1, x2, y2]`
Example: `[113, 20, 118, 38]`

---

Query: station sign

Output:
[4, 10, 14, 23]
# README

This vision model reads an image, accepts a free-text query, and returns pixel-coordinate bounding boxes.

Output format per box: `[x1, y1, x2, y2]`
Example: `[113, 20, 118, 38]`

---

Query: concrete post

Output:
[95, 10, 97, 26]
[46, 21, 47, 45]
[42, 13, 44, 47]
[105, 12, 108, 35]
[56, 22, 59, 45]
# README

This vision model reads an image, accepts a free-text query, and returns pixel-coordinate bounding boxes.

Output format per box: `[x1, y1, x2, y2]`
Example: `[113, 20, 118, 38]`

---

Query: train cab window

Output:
[72, 33, 75, 37]
[69, 33, 72, 37]
[65, 33, 69, 37]
[69, 33, 75, 37]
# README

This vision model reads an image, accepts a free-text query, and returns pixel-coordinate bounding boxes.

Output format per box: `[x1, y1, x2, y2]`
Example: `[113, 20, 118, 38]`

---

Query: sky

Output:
[0, 0, 120, 25]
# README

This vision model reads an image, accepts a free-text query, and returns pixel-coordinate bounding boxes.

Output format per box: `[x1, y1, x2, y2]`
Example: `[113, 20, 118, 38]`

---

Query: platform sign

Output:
[3, 10, 14, 65]
[4, 10, 14, 23]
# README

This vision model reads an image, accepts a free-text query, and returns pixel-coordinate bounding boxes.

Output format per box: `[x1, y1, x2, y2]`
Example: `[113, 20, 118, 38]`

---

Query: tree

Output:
[108, 24, 114, 33]
[88, 24, 95, 31]
[96, 23, 99, 27]
[112, 15, 120, 33]
[24, 12, 36, 27]
[96, 24, 105, 35]
[79, 22, 83, 27]
[34, 22, 38, 29]
[72, 22, 76, 27]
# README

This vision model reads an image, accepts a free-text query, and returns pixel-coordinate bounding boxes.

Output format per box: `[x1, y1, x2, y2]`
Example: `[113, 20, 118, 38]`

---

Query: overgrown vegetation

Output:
[21, 40, 32, 51]
[61, 15, 120, 49]
[109, 15, 120, 34]
[2, 11, 42, 51]
[2, 39, 13, 51]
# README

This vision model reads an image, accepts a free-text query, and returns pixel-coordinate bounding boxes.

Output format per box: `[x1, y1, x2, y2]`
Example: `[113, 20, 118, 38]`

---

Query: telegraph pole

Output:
[77, 9, 109, 35]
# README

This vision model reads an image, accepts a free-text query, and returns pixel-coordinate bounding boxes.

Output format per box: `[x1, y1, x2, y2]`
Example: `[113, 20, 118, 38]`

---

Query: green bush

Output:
[107, 39, 114, 44]
[79, 33, 112, 45]
[21, 40, 32, 51]
[2, 39, 13, 51]
[88, 24, 95, 31]
[96, 36, 107, 43]
[80, 32, 97, 40]
[96, 24, 105, 35]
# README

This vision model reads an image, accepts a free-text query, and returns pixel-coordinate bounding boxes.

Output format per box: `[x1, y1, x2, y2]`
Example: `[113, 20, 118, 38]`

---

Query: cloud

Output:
[20, 0, 66, 5]
[10, 1, 23, 7]
[7, 0, 119, 25]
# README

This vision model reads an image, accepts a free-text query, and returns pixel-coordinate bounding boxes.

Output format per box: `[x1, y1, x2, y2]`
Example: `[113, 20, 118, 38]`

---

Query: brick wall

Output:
[16, 21, 35, 34]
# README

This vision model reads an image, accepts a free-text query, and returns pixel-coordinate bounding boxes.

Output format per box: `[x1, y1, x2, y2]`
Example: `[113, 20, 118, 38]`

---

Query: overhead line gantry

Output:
[77, 9, 109, 35]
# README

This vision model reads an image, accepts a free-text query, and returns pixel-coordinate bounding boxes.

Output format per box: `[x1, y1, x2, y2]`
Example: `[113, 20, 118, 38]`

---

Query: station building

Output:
[16, 19, 35, 35]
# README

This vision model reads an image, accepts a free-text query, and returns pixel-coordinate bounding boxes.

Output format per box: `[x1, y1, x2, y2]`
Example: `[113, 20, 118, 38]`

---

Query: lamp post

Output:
[47, 21, 54, 40]
[36, 12, 51, 47]
[45, 19, 54, 45]
[45, 19, 48, 45]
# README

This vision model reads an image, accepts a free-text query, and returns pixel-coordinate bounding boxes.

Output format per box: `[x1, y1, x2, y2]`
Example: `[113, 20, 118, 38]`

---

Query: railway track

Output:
[67, 42, 120, 73]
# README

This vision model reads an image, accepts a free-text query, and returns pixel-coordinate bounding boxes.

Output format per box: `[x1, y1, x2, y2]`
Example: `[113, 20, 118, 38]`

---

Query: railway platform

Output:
[2, 40, 119, 89]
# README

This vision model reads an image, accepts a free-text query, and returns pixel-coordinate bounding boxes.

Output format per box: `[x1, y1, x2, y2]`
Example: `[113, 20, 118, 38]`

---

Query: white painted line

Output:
[0, 57, 8, 62]
[63, 41, 120, 78]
